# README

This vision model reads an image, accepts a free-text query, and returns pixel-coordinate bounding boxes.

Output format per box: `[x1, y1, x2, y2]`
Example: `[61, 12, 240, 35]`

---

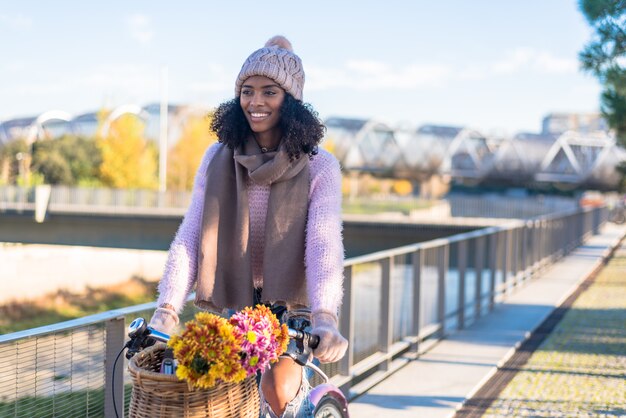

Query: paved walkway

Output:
[349, 223, 626, 418]
[481, 240, 626, 417]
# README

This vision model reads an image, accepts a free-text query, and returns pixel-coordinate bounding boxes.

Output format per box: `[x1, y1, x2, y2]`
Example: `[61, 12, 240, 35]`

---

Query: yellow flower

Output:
[167, 312, 244, 389]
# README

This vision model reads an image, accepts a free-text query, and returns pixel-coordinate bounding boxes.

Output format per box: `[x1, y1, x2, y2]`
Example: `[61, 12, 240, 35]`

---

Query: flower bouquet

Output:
[169, 305, 290, 389]
[128, 305, 289, 418]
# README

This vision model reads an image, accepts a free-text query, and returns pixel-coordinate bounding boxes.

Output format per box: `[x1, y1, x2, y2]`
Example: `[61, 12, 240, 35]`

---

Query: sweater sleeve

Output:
[305, 153, 345, 316]
[156, 142, 220, 313]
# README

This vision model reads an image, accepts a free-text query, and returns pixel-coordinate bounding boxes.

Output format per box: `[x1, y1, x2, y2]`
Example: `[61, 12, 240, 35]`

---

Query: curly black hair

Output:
[210, 94, 326, 160]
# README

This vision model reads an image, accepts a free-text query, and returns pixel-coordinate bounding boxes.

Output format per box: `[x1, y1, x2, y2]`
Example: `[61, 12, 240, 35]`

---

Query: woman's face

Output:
[239, 75, 285, 139]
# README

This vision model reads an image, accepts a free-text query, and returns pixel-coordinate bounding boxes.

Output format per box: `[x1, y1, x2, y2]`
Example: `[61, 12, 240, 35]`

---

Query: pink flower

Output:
[230, 305, 290, 376]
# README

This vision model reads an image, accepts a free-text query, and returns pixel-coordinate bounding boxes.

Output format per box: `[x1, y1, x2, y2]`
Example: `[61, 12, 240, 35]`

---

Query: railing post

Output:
[379, 256, 393, 371]
[526, 221, 532, 276]
[564, 217, 570, 255]
[551, 219, 557, 260]
[457, 240, 467, 330]
[560, 217, 566, 256]
[475, 235, 485, 320]
[579, 212, 585, 246]
[570, 215, 575, 251]
[539, 219, 547, 271]
[105, 316, 125, 418]
[502, 229, 511, 298]
[533, 220, 539, 271]
[550, 219, 556, 261]
[552, 219, 565, 262]
[521, 223, 529, 282]
[489, 232, 498, 311]
[510, 228, 518, 288]
[437, 245, 449, 336]
[411, 249, 422, 354]
[339, 265, 354, 378]
[593, 207, 600, 235]
[539, 220, 545, 267]
[531, 221, 537, 274]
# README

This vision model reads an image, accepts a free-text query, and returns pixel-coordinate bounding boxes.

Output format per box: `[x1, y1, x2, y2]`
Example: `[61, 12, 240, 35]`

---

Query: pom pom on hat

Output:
[265, 35, 293, 51]
[235, 35, 304, 101]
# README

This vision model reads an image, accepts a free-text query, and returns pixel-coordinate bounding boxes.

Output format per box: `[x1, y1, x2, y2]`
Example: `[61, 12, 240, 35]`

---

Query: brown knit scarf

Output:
[195, 138, 310, 312]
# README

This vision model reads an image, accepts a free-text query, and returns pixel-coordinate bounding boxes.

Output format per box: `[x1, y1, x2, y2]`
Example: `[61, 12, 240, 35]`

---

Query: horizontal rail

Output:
[343, 207, 590, 267]
[0, 295, 194, 344]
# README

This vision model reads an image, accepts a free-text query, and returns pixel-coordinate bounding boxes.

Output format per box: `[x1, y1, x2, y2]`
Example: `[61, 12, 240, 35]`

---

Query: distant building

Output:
[541, 113, 609, 136]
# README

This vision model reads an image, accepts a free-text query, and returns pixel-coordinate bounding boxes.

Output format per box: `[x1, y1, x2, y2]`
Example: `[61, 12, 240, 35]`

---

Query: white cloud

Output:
[305, 48, 577, 93]
[493, 47, 577, 75]
[304, 48, 579, 92]
[456, 64, 489, 81]
[76, 64, 158, 92]
[3, 60, 26, 73]
[493, 48, 534, 74]
[9, 64, 160, 110]
[533, 51, 578, 73]
[307, 60, 451, 91]
[187, 64, 232, 94]
[0, 13, 33, 30]
[126, 14, 154, 44]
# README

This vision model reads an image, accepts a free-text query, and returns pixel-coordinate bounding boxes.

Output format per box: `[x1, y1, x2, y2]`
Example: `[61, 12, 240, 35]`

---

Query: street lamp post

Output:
[15, 152, 24, 185]
[159, 66, 169, 195]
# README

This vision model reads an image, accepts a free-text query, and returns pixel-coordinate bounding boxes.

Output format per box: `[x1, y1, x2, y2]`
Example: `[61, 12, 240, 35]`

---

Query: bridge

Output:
[326, 118, 624, 190]
[1, 106, 623, 190]
[0, 188, 621, 417]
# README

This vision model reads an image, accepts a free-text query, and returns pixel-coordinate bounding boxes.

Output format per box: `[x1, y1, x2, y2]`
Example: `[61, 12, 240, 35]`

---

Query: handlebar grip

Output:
[287, 328, 320, 350]
[308, 334, 320, 350]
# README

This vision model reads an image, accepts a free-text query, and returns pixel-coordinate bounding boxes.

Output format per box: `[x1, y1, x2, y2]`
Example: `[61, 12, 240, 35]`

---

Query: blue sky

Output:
[0, 1, 601, 134]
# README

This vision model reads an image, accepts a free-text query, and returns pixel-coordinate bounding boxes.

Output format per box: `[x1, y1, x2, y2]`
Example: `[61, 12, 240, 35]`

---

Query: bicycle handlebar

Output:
[125, 317, 320, 358]
[287, 328, 320, 350]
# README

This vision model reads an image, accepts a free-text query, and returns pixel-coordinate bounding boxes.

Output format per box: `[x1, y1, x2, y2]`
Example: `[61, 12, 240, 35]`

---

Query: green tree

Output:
[31, 135, 102, 185]
[579, 0, 626, 142]
[97, 113, 158, 189]
[0, 138, 29, 185]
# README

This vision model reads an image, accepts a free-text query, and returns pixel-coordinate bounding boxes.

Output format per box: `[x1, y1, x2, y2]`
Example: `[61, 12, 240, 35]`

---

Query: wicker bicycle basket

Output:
[128, 343, 260, 418]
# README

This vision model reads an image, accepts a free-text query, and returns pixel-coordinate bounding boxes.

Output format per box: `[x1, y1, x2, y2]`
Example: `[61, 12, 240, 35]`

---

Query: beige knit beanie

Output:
[235, 35, 305, 101]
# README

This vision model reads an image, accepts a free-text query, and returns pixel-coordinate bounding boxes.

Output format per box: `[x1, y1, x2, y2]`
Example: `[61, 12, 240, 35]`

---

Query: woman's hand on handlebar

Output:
[148, 306, 180, 335]
[310, 311, 348, 363]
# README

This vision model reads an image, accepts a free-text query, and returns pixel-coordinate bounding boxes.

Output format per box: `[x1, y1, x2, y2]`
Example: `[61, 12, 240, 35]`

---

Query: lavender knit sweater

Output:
[156, 142, 344, 316]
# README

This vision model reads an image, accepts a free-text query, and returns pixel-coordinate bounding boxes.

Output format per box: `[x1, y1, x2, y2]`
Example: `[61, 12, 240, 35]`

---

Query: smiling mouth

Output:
[249, 112, 270, 121]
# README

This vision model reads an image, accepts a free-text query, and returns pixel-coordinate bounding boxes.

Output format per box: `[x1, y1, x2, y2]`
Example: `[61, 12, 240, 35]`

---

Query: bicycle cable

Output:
[112, 343, 130, 418]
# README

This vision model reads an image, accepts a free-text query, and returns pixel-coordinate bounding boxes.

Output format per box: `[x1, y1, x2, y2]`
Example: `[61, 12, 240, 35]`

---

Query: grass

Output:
[0, 276, 158, 334]
[0, 387, 106, 418]
[342, 197, 432, 215]
[0, 384, 137, 418]
[483, 246, 626, 417]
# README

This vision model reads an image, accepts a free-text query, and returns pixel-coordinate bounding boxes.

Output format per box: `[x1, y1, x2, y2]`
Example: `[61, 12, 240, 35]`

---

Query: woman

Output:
[148, 35, 348, 417]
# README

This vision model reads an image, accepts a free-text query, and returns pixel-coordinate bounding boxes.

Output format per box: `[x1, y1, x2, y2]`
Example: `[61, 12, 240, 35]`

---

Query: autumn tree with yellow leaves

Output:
[167, 113, 217, 191]
[97, 113, 158, 189]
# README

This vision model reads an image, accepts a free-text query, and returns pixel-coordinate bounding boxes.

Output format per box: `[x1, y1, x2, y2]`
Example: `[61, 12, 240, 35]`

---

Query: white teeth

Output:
[251, 113, 269, 118]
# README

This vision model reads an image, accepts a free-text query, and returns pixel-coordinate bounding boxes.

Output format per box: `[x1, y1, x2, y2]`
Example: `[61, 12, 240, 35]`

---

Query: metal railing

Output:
[1, 185, 577, 219]
[0, 185, 192, 216]
[0, 206, 607, 417]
